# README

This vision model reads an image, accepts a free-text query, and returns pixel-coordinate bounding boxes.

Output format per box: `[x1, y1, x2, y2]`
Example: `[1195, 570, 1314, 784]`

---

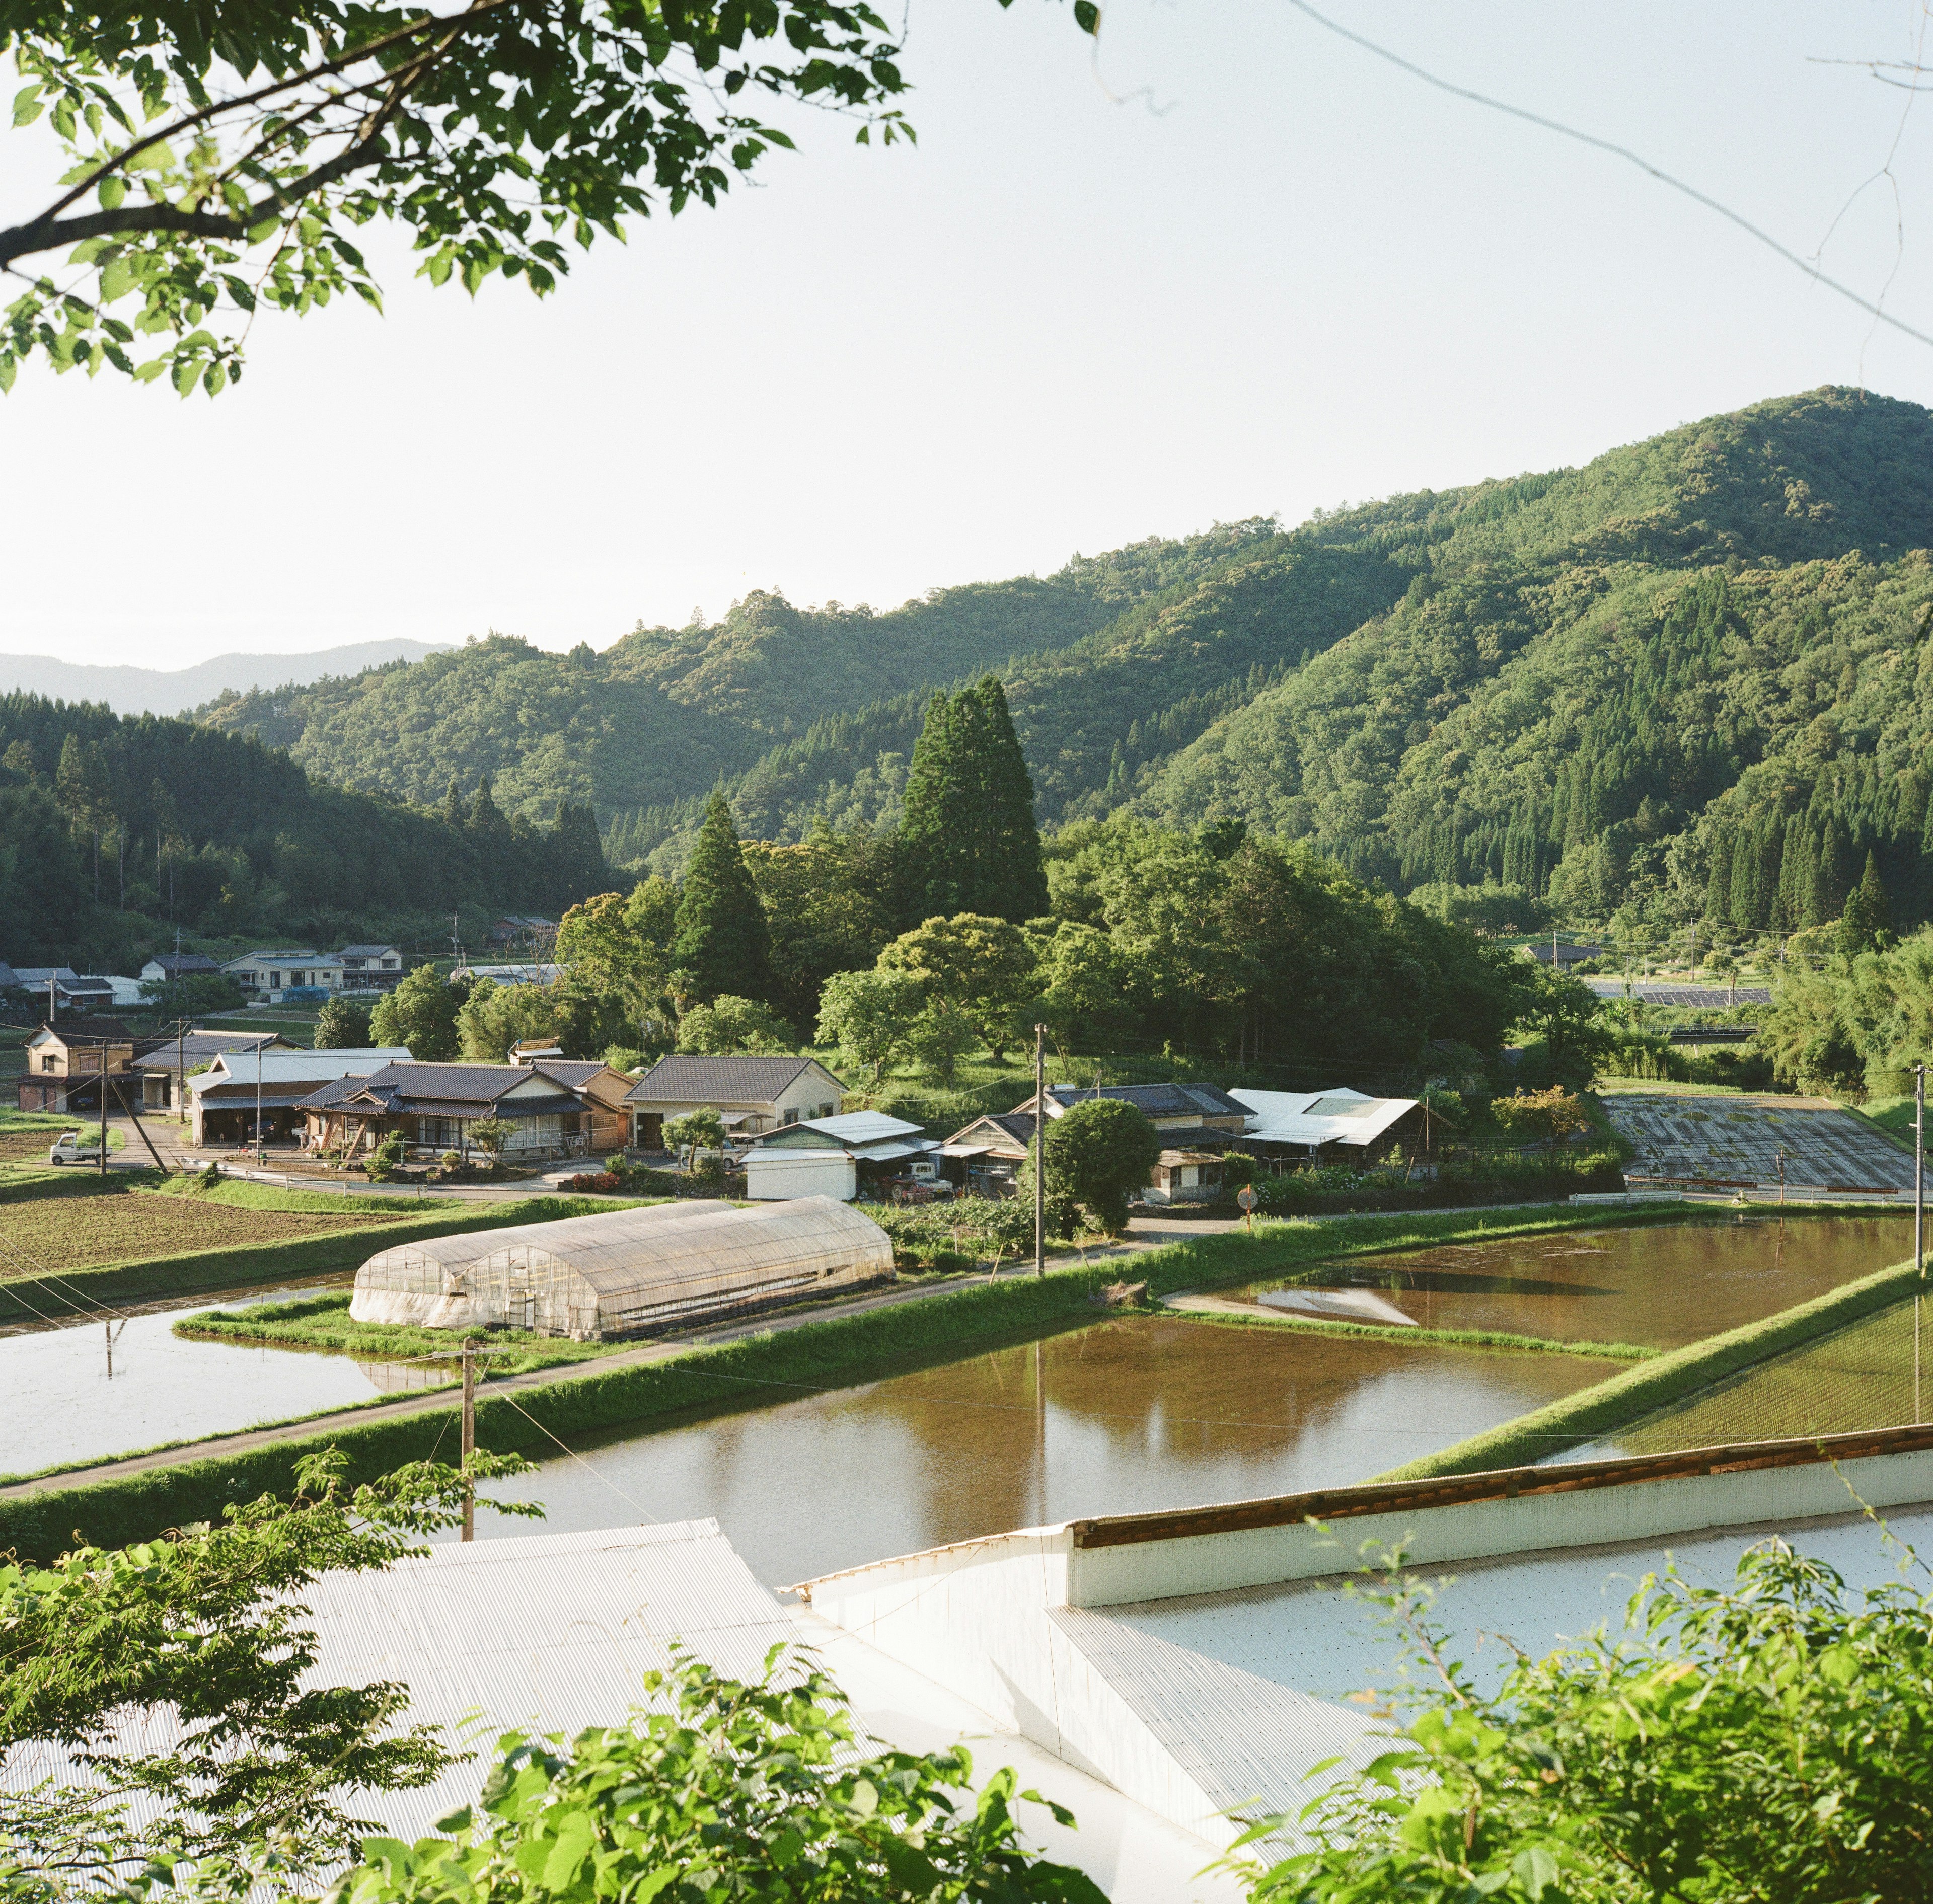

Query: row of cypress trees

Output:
[666, 676, 1048, 1006]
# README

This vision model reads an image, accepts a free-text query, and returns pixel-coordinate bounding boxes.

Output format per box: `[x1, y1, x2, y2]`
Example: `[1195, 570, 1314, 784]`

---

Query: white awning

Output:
[849, 1138, 939, 1163]
[940, 1143, 992, 1158]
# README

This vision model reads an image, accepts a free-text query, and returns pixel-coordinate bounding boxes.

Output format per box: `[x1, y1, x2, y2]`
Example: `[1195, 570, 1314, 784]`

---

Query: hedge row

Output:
[1371, 1250, 1927, 1483]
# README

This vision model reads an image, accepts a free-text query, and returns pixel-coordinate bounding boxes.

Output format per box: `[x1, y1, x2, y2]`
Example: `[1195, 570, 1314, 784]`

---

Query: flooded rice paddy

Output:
[1222, 1213, 1910, 1349]
[464, 1317, 1620, 1585]
[0, 1273, 442, 1478]
[4, 1216, 1912, 1584]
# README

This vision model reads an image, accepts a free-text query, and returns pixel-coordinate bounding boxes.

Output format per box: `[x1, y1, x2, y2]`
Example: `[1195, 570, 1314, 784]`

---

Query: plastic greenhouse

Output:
[348, 1195, 895, 1339]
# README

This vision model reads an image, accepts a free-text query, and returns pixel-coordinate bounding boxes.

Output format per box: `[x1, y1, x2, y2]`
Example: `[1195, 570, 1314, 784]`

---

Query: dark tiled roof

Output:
[133, 1029, 288, 1067]
[625, 1054, 841, 1105]
[37, 1016, 134, 1043]
[336, 944, 399, 958]
[1046, 1081, 1248, 1120]
[946, 1112, 1038, 1154]
[298, 1061, 586, 1115]
[146, 953, 221, 976]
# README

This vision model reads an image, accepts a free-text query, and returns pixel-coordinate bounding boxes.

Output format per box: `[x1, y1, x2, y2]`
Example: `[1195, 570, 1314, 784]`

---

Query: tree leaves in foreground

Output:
[0, 1447, 540, 1898]
[1224, 1533, 1933, 1904]
[0, 0, 1095, 394]
[328, 1643, 1107, 1904]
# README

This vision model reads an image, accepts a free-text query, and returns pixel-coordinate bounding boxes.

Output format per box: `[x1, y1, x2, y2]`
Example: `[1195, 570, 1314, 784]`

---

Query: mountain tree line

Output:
[0, 696, 607, 967]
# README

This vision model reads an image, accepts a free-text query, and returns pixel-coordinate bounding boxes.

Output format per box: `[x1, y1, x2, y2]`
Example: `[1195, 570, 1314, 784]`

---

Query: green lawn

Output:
[174, 1290, 622, 1374]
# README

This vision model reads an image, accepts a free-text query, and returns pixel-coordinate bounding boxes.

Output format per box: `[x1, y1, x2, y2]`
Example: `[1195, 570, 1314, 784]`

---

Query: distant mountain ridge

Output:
[174, 387, 1933, 932]
[0, 640, 455, 716]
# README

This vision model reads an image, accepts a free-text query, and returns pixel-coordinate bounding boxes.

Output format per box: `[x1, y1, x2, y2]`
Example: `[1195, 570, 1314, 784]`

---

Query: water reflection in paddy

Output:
[1226, 1215, 1907, 1349]
[467, 1315, 1619, 1586]
[0, 1275, 440, 1478]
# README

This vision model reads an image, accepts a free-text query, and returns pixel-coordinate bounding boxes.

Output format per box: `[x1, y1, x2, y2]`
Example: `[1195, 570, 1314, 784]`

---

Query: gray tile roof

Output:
[624, 1054, 841, 1106]
[133, 1029, 290, 1068]
[298, 1061, 586, 1113]
[1045, 1081, 1249, 1120]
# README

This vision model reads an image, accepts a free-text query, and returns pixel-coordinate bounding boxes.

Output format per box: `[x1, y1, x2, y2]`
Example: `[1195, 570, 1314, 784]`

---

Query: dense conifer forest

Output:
[8, 386, 1933, 972]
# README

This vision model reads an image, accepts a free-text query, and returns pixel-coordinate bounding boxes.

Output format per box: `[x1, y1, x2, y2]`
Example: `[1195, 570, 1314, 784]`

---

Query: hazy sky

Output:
[6, 2, 1933, 667]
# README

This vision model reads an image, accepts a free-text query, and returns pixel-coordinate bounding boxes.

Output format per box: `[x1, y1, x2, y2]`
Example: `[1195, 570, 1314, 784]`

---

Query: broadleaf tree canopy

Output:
[0, 0, 1097, 395]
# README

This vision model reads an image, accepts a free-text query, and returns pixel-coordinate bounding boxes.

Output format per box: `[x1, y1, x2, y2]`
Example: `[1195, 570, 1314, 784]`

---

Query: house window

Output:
[782, 1108, 799, 1125]
[40, 1056, 55, 1073]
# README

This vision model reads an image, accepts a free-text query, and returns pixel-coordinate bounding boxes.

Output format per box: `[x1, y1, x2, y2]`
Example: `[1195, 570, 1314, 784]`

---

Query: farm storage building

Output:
[347, 1195, 893, 1339]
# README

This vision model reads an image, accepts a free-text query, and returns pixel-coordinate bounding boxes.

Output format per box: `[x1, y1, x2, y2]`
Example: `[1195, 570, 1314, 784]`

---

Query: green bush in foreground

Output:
[1226, 1535, 1933, 1903]
[331, 1648, 1103, 1904]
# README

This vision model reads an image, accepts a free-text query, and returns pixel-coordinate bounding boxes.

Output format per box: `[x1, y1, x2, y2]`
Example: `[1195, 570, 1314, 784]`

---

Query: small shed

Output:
[743, 1147, 856, 1202]
[348, 1195, 894, 1339]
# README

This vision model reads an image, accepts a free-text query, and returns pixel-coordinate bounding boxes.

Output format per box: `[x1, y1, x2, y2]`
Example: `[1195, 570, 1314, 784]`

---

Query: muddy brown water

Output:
[1225, 1213, 1910, 1349]
[463, 1314, 1619, 1585]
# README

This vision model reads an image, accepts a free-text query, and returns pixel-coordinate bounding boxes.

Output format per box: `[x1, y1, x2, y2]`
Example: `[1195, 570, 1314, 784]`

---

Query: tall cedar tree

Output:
[900, 676, 1048, 924]
[673, 793, 773, 1004]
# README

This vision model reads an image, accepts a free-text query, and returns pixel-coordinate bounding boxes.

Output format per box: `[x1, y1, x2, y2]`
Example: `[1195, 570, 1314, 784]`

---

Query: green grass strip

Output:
[0, 1195, 649, 1324]
[0, 1202, 1736, 1559]
[1371, 1250, 1930, 1483]
[1162, 1306, 1656, 1361]
[173, 1292, 618, 1375]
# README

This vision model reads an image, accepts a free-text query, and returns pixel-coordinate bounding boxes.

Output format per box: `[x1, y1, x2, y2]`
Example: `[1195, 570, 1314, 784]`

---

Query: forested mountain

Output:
[197, 524, 1275, 819]
[0, 694, 608, 967]
[663, 386, 1933, 938]
[1128, 390, 1933, 935]
[36, 385, 1930, 971]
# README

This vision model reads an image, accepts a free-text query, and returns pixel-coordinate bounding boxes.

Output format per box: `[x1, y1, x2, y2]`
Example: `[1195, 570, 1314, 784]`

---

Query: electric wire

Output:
[1284, 0, 1933, 351]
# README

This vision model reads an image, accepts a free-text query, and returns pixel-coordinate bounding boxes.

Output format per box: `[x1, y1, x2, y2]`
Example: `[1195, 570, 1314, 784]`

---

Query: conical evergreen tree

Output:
[442, 779, 466, 828]
[672, 792, 772, 1003]
[899, 676, 1047, 924]
[1838, 849, 1891, 955]
[1704, 831, 1732, 922]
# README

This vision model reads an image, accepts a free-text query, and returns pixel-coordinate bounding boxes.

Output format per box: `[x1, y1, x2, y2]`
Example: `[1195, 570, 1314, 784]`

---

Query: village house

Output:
[299, 1060, 595, 1161]
[221, 949, 346, 999]
[335, 944, 407, 989]
[186, 1047, 411, 1148]
[11, 967, 118, 1015]
[138, 952, 224, 985]
[506, 1042, 632, 1153]
[16, 1017, 136, 1114]
[949, 1080, 1252, 1205]
[622, 1054, 845, 1152]
[132, 1027, 300, 1113]
[741, 1110, 938, 1202]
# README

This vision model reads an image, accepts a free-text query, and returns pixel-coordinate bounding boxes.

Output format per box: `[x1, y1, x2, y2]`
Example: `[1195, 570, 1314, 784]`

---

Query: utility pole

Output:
[97, 1038, 108, 1177]
[1915, 1064, 1925, 1425]
[256, 1039, 265, 1163]
[461, 1341, 477, 1542]
[1033, 1023, 1046, 1280]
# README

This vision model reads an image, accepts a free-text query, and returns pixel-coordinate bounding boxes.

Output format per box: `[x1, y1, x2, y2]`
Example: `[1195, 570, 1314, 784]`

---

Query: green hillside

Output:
[197, 524, 1276, 817]
[184, 386, 1933, 939]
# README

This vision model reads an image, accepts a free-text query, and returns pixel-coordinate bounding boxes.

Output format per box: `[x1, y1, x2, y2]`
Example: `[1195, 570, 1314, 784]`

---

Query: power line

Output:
[1284, 0, 1933, 352]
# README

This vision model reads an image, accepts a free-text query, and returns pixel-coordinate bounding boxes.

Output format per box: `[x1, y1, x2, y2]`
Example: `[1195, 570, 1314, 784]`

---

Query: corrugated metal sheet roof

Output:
[1048, 1500, 1933, 1849]
[191, 1049, 410, 1097]
[625, 1053, 839, 1105]
[0, 1521, 801, 1850]
[1230, 1087, 1416, 1148]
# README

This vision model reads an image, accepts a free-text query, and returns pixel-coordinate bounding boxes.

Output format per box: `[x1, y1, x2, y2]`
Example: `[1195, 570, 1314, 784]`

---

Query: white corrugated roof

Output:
[190, 1048, 412, 1096]
[0, 1521, 798, 1849]
[1230, 1086, 1416, 1147]
[1049, 1500, 1933, 1844]
[797, 1110, 927, 1143]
